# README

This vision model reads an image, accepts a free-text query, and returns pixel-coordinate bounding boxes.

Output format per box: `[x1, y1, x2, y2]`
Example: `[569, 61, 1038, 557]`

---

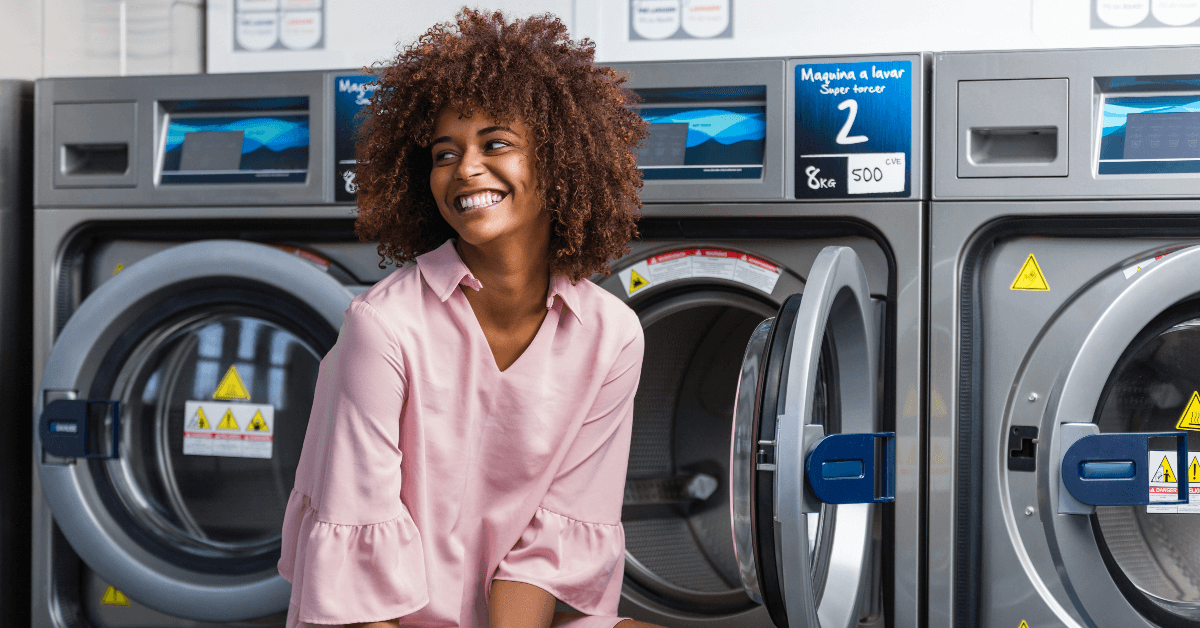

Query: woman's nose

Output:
[454, 147, 485, 179]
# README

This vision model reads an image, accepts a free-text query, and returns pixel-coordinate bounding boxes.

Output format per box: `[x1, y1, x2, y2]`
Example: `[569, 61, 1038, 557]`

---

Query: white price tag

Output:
[846, 153, 905, 195]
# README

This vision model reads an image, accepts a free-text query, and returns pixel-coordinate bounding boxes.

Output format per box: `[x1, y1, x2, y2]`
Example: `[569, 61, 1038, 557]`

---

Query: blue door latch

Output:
[1058, 423, 1188, 515]
[40, 399, 121, 459]
[806, 432, 896, 505]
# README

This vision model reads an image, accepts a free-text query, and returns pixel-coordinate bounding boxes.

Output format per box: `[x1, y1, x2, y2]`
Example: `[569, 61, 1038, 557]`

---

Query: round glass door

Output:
[37, 240, 352, 621]
[94, 299, 332, 572]
[729, 246, 880, 628]
[1094, 306, 1200, 623]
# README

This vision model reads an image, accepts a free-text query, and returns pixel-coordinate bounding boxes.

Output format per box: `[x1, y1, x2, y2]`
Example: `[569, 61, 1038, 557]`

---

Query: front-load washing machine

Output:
[930, 47, 1200, 628]
[29, 70, 391, 627]
[0, 79, 34, 628]
[604, 56, 927, 627]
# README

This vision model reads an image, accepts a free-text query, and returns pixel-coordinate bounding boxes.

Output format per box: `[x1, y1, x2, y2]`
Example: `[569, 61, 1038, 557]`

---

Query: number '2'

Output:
[836, 99, 868, 145]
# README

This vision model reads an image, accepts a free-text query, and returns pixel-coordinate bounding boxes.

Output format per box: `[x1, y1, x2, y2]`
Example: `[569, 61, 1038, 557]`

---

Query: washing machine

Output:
[930, 47, 1200, 628]
[29, 70, 389, 627]
[603, 57, 926, 627]
[1, 79, 34, 628]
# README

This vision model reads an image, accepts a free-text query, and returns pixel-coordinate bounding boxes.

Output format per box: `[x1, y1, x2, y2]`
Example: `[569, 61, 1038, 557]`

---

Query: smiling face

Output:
[429, 107, 549, 255]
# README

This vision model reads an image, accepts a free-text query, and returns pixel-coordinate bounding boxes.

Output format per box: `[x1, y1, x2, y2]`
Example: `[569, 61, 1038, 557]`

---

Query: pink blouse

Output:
[278, 239, 644, 628]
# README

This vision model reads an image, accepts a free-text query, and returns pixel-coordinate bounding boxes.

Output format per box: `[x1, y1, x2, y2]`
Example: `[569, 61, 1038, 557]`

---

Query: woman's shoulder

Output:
[572, 278, 642, 342]
[346, 263, 425, 330]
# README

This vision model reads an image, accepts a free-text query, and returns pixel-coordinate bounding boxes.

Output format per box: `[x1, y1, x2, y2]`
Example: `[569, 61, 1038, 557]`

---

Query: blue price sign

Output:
[334, 75, 377, 202]
[794, 60, 912, 199]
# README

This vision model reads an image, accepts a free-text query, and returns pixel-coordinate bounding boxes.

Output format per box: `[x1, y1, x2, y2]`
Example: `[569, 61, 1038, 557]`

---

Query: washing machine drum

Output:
[36, 240, 352, 622]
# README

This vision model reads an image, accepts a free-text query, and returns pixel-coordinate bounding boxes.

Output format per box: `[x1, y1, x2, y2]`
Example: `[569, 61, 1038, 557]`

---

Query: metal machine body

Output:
[930, 47, 1200, 628]
[607, 56, 926, 627]
[31, 55, 926, 628]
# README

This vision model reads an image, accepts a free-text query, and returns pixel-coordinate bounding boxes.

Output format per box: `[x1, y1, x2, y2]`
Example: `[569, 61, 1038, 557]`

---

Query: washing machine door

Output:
[730, 246, 891, 628]
[1039, 244, 1200, 627]
[35, 240, 353, 622]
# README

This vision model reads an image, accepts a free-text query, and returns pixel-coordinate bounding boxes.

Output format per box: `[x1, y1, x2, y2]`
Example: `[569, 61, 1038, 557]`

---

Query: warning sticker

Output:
[112, 262, 124, 276]
[1177, 391, 1200, 431]
[183, 400, 275, 459]
[101, 585, 130, 606]
[1017, 621, 1029, 628]
[1010, 254, 1050, 291]
[1122, 254, 1166, 279]
[212, 365, 251, 401]
[618, 249, 783, 297]
[1147, 449, 1200, 514]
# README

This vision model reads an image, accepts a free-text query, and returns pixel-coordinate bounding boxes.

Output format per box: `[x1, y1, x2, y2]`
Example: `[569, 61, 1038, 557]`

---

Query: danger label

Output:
[1147, 449, 1200, 514]
[618, 249, 782, 297]
[183, 400, 275, 459]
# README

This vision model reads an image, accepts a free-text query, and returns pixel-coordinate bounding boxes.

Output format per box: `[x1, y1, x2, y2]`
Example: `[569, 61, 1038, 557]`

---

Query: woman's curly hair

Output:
[353, 8, 648, 282]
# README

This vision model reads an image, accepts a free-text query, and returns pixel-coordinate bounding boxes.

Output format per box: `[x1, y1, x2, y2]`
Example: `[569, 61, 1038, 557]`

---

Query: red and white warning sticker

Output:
[183, 400, 275, 459]
[618, 249, 782, 297]
[1147, 449, 1200, 513]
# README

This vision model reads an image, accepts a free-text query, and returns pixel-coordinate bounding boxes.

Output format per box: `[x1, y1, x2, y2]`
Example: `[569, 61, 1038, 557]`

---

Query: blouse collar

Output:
[416, 239, 584, 326]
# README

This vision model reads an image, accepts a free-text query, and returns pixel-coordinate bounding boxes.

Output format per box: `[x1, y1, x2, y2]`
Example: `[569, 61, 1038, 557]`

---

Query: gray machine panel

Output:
[786, 53, 929, 201]
[613, 59, 787, 202]
[934, 46, 1200, 200]
[928, 200, 1200, 628]
[35, 71, 331, 207]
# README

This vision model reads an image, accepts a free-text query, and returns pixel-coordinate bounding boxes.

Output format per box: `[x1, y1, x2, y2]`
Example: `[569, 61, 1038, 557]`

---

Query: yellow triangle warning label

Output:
[187, 407, 210, 429]
[217, 409, 240, 430]
[112, 262, 124, 275]
[1010, 254, 1050, 291]
[101, 585, 130, 606]
[1153, 455, 1177, 484]
[1191, 457, 1199, 483]
[246, 410, 269, 432]
[1176, 391, 1200, 431]
[1018, 621, 1030, 628]
[212, 365, 251, 401]
[629, 269, 649, 294]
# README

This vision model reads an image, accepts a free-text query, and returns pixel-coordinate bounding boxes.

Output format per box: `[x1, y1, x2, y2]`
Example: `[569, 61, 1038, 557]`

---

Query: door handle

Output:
[1058, 422, 1188, 515]
[39, 399, 121, 459]
[804, 431, 895, 508]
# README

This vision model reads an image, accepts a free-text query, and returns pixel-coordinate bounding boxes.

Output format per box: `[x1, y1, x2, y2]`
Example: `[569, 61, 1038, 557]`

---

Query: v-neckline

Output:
[460, 289, 558, 374]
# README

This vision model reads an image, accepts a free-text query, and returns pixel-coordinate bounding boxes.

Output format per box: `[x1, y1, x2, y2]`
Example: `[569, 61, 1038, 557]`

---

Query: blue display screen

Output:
[161, 114, 309, 184]
[636, 105, 766, 180]
[1099, 93, 1200, 175]
[634, 86, 767, 181]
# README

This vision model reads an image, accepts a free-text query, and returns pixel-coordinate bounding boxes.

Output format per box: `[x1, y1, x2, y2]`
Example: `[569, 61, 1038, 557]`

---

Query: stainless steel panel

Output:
[934, 46, 1200, 199]
[956, 79, 1068, 178]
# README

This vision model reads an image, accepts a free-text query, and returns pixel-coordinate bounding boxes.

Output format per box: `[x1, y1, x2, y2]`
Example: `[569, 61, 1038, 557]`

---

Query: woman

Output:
[278, 8, 664, 628]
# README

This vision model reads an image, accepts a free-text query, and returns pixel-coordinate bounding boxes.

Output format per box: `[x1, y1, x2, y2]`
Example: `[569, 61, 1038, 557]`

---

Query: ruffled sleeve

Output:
[278, 300, 428, 625]
[494, 321, 644, 616]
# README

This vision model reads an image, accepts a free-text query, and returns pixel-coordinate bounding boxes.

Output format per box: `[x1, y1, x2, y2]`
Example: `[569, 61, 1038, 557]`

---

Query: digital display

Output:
[1098, 93, 1200, 175]
[634, 86, 766, 181]
[161, 114, 309, 184]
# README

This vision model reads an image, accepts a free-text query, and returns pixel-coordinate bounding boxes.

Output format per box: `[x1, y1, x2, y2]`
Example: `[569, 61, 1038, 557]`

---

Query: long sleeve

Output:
[493, 322, 645, 616]
[278, 300, 428, 626]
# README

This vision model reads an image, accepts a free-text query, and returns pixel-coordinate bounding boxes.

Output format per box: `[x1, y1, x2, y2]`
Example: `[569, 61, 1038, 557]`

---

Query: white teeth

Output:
[458, 191, 502, 210]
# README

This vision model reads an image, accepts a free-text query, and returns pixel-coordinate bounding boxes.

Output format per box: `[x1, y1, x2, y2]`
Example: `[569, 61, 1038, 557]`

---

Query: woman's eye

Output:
[485, 140, 509, 151]
[433, 150, 454, 162]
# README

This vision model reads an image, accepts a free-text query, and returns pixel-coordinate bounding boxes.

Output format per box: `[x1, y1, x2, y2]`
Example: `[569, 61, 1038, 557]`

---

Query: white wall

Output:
[4, 0, 1200, 80]
[0, 0, 201, 80]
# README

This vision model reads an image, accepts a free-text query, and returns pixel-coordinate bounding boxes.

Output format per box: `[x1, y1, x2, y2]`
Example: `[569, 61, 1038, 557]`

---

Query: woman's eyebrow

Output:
[478, 125, 515, 136]
[429, 136, 452, 147]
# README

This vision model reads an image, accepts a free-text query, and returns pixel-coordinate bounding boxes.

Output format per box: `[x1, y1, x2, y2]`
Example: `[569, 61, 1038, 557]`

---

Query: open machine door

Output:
[731, 246, 893, 628]
[35, 240, 353, 621]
